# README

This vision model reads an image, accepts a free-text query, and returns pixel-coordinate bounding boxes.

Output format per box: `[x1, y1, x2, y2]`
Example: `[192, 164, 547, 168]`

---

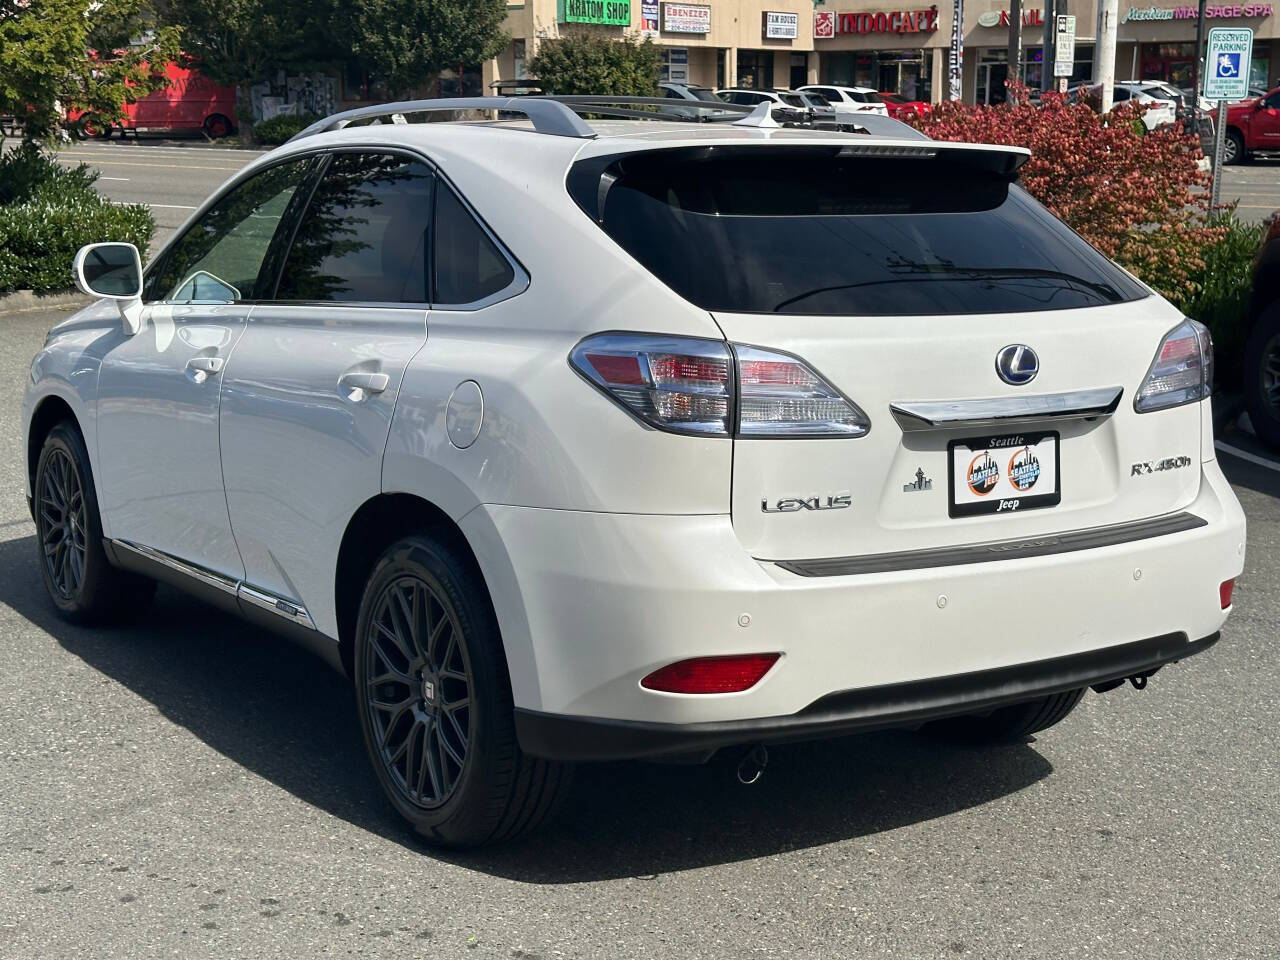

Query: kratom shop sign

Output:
[561, 0, 632, 25]
[1121, 3, 1272, 20]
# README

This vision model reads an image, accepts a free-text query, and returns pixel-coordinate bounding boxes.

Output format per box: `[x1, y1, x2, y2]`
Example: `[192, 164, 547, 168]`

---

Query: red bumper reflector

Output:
[641, 653, 780, 694]
[1220, 579, 1235, 609]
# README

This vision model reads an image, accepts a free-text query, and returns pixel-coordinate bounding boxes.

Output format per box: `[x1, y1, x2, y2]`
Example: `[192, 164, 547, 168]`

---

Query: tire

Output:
[1224, 129, 1246, 165]
[1244, 303, 1280, 451]
[33, 422, 155, 625]
[924, 688, 1086, 744]
[353, 534, 572, 848]
[203, 114, 232, 139]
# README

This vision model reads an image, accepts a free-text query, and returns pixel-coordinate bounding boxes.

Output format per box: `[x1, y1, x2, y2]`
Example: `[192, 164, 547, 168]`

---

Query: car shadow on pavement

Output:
[0, 533, 1053, 882]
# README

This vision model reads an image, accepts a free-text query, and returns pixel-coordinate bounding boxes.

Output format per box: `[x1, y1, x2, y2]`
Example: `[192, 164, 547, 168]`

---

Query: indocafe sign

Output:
[813, 5, 940, 35]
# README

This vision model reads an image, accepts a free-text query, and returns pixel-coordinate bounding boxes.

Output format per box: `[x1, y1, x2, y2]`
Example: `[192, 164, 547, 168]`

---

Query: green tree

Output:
[0, 0, 181, 142]
[529, 34, 659, 96]
[342, 0, 509, 99]
[154, 0, 335, 139]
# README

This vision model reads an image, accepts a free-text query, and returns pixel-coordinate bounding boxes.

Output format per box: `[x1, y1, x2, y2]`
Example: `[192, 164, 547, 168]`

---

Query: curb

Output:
[0, 290, 90, 315]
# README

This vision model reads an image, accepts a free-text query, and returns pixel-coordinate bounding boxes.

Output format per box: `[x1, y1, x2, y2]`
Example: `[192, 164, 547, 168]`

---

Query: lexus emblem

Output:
[996, 344, 1039, 385]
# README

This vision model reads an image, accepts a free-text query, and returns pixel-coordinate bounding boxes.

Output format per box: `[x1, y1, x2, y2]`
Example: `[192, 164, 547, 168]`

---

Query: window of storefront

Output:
[717, 49, 726, 88]
[738, 50, 775, 89]
[822, 50, 931, 98]
[513, 40, 526, 80]
[977, 45, 1092, 103]
[790, 53, 808, 89]
[660, 47, 691, 83]
[1139, 42, 1195, 88]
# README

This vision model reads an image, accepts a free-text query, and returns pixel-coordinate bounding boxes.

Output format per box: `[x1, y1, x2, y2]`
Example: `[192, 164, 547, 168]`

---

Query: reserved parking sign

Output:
[1204, 27, 1253, 101]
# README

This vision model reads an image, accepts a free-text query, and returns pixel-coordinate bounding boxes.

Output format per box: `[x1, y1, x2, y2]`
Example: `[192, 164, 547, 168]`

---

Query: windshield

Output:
[581, 147, 1148, 316]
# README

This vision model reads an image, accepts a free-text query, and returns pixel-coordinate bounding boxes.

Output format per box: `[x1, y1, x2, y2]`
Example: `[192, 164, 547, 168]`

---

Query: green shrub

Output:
[0, 145, 154, 294]
[1182, 212, 1266, 391]
[254, 112, 321, 145]
[529, 34, 660, 96]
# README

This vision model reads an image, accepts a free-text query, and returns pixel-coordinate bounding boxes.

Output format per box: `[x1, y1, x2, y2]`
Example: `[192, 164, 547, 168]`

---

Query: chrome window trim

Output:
[889, 386, 1124, 432]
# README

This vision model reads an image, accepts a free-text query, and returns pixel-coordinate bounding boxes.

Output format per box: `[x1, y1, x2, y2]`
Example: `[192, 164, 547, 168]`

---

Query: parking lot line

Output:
[1216, 440, 1280, 472]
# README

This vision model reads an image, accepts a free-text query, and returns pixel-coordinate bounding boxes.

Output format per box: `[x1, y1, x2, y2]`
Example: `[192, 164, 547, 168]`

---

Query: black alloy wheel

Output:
[363, 574, 474, 809]
[36, 446, 87, 601]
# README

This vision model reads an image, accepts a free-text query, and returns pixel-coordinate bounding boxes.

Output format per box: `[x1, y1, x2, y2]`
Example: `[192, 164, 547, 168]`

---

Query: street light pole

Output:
[1042, 0, 1058, 94]
[1008, 0, 1024, 101]
[1187, 0, 1210, 136]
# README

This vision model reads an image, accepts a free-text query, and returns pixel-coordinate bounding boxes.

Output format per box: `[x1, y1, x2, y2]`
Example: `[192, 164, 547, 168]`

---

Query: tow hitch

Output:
[1092, 668, 1160, 694]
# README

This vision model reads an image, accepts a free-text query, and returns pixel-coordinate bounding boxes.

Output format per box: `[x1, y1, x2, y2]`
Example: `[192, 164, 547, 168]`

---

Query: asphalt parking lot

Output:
[1, 303, 1279, 959]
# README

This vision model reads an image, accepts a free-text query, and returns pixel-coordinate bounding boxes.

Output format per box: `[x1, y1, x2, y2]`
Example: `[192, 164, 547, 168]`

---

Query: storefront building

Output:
[812, 5, 951, 102]
[488, 0, 820, 92]
[483, 0, 1280, 110]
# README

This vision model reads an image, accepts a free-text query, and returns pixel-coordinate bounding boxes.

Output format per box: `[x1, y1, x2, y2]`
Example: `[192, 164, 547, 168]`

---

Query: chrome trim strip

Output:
[111, 540, 239, 596]
[770, 511, 1207, 578]
[108, 540, 318, 631]
[238, 583, 317, 631]
[890, 387, 1124, 432]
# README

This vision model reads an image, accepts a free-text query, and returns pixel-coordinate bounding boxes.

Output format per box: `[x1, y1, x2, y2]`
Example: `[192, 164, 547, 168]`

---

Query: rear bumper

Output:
[464, 460, 1244, 752]
[516, 631, 1220, 761]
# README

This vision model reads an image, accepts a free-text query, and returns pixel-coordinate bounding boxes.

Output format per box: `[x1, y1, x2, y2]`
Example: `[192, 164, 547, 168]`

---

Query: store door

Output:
[978, 63, 1009, 104]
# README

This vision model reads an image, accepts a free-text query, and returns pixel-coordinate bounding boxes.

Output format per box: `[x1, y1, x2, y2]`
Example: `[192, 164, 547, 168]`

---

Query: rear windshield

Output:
[861, 91, 884, 103]
[578, 147, 1148, 316]
[780, 94, 805, 108]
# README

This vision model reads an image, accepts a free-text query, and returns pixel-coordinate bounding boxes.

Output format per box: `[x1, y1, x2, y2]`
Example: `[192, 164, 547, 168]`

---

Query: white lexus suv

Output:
[22, 96, 1246, 847]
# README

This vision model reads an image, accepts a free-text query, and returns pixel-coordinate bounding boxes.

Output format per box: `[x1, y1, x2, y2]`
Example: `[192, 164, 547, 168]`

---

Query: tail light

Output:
[569, 334, 869, 438]
[1220, 578, 1235, 609]
[641, 653, 780, 694]
[1135, 319, 1213, 413]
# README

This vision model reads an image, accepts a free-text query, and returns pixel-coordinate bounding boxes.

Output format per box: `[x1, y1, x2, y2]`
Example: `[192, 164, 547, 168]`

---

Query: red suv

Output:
[1223, 86, 1280, 164]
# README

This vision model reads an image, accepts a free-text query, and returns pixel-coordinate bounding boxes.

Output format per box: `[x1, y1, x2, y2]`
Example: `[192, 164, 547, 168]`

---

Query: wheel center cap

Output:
[421, 675, 436, 706]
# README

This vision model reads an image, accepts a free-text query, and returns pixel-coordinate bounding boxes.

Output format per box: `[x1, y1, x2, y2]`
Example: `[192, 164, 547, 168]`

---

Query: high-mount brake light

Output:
[570, 334, 870, 438]
[1135, 319, 1213, 413]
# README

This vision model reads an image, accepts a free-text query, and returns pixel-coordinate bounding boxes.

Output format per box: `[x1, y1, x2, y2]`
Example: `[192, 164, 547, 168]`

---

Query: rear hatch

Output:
[575, 140, 1205, 563]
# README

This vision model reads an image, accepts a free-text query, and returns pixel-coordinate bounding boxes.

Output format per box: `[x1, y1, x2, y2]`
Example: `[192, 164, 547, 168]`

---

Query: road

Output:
[1, 303, 1278, 959]
[53, 141, 267, 252]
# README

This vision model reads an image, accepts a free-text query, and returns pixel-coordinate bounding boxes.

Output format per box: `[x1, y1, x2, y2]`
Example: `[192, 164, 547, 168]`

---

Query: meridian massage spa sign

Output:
[1121, 3, 1272, 19]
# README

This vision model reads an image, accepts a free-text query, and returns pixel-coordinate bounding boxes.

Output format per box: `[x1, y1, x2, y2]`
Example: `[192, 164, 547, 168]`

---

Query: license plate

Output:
[948, 431, 1060, 518]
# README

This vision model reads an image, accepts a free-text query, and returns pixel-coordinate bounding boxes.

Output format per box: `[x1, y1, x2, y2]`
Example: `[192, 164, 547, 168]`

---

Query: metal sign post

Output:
[1204, 26, 1253, 208]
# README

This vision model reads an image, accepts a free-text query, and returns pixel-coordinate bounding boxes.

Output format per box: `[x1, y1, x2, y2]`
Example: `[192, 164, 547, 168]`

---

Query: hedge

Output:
[253, 112, 320, 145]
[0, 144, 155, 294]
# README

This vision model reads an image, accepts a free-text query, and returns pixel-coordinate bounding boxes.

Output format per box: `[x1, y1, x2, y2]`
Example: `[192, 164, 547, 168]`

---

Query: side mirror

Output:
[72, 242, 144, 335]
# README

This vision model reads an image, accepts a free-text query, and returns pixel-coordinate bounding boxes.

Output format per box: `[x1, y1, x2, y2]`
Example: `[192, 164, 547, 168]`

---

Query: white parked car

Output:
[23, 96, 1245, 847]
[716, 88, 809, 124]
[1069, 82, 1178, 130]
[798, 84, 891, 118]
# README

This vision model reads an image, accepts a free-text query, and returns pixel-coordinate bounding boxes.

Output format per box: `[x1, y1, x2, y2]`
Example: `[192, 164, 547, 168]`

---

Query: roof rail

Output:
[287, 97, 597, 143]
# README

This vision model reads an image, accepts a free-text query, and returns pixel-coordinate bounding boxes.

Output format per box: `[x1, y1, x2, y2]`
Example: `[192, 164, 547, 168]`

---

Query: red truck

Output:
[68, 61, 237, 140]
[1223, 85, 1280, 164]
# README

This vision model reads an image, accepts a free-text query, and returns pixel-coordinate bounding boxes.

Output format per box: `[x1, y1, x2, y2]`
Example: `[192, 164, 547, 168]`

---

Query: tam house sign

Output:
[813, 5, 940, 36]
[1121, 2, 1272, 18]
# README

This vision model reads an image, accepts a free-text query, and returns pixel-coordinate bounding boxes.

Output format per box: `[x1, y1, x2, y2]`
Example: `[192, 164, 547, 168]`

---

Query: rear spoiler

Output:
[567, 141, 1031, 223]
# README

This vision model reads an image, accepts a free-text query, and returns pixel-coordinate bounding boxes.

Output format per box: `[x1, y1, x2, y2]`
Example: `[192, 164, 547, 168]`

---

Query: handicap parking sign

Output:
[1204, 28, 1252, 101]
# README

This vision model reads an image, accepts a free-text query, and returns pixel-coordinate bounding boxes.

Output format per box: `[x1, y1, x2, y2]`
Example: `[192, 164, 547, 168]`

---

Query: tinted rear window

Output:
[579, 147, 1147, 316]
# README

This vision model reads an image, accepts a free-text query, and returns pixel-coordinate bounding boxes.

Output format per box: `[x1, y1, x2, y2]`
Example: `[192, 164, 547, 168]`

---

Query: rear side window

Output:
[275, 152, 434, 303]
[577, 147, 1147, 316]
[433, 184, 515, 306]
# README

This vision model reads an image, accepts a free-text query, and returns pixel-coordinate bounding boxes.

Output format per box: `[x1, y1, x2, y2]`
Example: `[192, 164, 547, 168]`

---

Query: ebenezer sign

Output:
[814, 5, 940, 36]
[662, 2, 712, 32]
[562, 0, 631, 24]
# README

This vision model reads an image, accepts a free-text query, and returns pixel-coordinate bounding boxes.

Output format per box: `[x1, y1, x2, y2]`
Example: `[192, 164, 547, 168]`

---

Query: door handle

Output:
[338, 370, 390, 401]
[185, 355, 224, 383]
